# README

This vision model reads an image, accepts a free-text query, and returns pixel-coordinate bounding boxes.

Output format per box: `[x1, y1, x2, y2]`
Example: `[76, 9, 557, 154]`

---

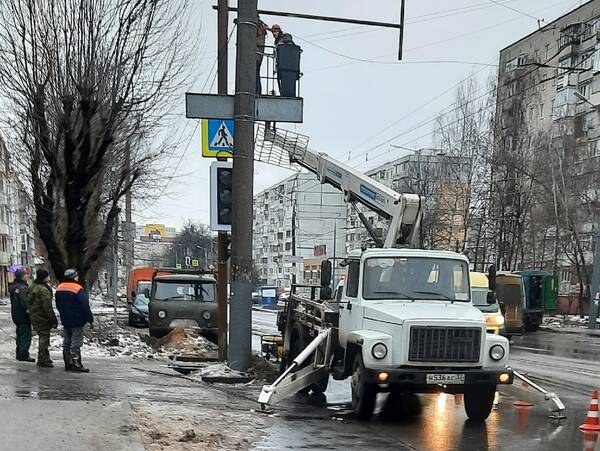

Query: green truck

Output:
[515, 270, 558, 331]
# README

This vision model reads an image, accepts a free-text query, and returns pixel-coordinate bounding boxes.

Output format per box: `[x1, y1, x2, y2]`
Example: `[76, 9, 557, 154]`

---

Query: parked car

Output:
[128, 294, 149, 327]
[148, 272, 218, 340]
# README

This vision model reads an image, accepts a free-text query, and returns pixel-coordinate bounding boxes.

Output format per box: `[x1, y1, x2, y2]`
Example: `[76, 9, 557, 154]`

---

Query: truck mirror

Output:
[320, 286, 332, 300]
[487, 291, 496, 305]
[131, 290, 136, 298]
[320, 260, 332, 287]
[488, 265, 497, 291]
[143, 288, 150, 298]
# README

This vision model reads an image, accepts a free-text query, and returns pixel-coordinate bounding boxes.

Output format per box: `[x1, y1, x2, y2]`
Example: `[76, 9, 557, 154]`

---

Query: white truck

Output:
[258, 130, 513, 421]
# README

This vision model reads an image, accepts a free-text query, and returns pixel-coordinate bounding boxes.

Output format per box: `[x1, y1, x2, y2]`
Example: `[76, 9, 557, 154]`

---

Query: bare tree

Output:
[0, 0, 192, 283]
[432, 76, 496, 266]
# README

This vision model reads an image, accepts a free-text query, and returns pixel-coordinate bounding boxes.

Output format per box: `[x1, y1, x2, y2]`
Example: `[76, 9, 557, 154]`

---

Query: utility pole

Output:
[124, 141, 134, 276]
[112, 215, 119, 339]
[229, 0, 257, 372]
[216, 0, 230, 361]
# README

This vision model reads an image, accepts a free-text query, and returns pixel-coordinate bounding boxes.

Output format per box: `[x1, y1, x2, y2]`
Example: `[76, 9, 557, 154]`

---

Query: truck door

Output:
[338, 259, 364, 347]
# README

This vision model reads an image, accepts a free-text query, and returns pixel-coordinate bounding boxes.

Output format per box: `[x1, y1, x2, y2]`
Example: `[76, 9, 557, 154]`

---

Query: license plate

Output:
[426, 373, 465, 385]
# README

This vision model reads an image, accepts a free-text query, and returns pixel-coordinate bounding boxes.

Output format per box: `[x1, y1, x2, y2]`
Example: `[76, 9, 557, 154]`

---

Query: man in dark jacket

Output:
[270, 24, 299, 98]
[8, 269, 34, 362]
[28, 269, 58, 368]
[55, 268, 93, 373]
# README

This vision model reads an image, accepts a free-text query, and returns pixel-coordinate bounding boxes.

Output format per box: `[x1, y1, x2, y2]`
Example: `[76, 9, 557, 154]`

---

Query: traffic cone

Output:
[516, 406, 530, 430]
[580, 390, 600, 431]
[583, 432, 598, 451]
[454, 394, 463, 407]
[514, 372, 534, 407]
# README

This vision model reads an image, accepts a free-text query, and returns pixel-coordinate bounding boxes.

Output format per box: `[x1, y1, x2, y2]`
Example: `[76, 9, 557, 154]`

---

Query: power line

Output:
[294, 34, 498, 67]
[354, 43, 598, 169]
[486, 0, 543, 22]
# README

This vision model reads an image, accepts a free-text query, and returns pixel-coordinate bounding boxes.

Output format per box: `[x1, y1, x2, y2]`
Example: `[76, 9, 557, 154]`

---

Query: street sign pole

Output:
[229, 0, 257, 372]
[216, 0, 229, 361]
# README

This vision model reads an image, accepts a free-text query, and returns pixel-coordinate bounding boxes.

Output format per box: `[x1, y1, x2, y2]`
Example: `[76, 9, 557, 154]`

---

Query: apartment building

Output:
[252, 172, 346, 289]
[0, 134, 37, 297]
[496, 0, 600, 292]
[345, 151, 471, 254]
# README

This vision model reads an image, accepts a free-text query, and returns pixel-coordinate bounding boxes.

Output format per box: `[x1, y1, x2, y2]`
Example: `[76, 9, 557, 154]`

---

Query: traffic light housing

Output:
[210, 161, 233, 232]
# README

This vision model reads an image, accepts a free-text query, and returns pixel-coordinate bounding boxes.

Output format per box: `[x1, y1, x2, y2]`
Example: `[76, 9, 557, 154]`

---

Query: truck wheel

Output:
[351, 353, 376, 420]
[464, 385, 496, 421]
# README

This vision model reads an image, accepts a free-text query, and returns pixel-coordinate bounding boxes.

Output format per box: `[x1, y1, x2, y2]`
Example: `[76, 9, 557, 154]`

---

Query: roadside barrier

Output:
[579, 390, 600, 431]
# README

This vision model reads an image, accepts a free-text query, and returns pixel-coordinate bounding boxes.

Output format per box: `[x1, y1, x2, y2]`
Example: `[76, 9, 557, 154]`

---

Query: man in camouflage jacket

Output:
[28, 269, 57, 368]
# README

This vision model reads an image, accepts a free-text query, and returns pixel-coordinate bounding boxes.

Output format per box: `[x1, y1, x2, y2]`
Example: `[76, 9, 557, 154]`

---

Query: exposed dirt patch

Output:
[131, 400, 266, 451]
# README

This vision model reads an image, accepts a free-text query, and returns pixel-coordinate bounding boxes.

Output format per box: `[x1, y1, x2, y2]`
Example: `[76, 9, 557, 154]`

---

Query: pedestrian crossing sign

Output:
[202, 119, 235, 158]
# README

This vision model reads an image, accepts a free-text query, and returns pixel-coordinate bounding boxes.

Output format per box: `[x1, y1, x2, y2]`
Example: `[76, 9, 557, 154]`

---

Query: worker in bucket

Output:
[270, 24, 300, 98]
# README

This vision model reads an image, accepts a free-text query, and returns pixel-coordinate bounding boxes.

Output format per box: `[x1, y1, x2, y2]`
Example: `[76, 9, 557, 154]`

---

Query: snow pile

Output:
[187, 362, 248, 382]
[49, 327, 156, 359]
[542, 314, 597, 328]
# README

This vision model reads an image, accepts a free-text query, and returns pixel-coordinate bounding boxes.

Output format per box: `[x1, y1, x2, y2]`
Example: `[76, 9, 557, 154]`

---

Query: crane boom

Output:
[270, 129, 422, 248]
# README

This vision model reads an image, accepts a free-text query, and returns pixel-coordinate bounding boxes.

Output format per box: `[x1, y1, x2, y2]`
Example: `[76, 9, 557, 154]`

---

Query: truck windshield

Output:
[154, 282, 216, 302]
[472, 288, 498, 312]
[363, 257, 470, 302]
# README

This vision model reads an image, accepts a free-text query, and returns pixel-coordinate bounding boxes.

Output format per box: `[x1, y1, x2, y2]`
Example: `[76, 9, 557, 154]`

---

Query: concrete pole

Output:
[216, 0, 229, 361]
[112, 215, 119, 339]
[229, 0, 257, 371]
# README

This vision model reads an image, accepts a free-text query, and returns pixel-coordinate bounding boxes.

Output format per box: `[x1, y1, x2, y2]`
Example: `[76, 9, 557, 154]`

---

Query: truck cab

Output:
[332, 249, 512, 420]
[148, 272, 218, 340]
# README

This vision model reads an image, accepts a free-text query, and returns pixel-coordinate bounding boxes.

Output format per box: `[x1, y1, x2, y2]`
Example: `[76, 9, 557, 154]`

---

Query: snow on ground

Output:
[542, 314, 599, 328]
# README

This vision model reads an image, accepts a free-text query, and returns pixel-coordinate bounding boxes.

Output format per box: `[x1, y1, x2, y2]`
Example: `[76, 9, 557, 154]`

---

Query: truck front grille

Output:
[409, 326, 481, 363]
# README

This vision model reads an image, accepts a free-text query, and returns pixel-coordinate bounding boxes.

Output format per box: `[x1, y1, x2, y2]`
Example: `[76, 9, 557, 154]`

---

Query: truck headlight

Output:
[158, 310, 167, 319]
[489, 345, 505, 361]
[202, 310, 211, 320]
[372, 343, 388, 359]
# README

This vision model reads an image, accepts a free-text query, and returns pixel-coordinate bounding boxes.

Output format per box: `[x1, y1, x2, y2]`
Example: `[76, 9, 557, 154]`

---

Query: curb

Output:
[539, 326, 600, 337]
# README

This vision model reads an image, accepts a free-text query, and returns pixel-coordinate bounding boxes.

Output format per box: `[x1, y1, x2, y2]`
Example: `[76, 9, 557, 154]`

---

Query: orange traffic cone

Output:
[514, 372, 534, 407]
[454, 394, 463, 407]
[580, 390, 600, 431]
[516, 406, 530, 430]
[583, 432, 598, 451]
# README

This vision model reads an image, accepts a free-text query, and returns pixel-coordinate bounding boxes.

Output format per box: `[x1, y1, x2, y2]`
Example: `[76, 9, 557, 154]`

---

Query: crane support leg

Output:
[258, 329, 331, 410]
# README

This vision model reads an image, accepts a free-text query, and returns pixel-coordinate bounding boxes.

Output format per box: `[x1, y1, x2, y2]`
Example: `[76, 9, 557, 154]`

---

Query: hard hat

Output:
[271, 24, 282, 31]
[64, 268, 79, 280]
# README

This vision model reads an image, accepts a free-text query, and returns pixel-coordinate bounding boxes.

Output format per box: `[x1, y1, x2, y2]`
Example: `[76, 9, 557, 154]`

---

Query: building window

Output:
[541, 74, 547, 90]
[539, 103, 544, 119]
[285, 242, 291, 251]
[20, 233, 27, 252]
[545, 44, 550, 60]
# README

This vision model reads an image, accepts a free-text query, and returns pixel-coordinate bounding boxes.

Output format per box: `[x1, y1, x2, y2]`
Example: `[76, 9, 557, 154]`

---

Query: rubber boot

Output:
[63, 350, 74, 371]
[70, 351, 89, 373]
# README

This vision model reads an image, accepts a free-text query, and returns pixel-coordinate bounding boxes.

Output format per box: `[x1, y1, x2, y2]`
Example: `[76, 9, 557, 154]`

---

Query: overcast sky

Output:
[135, 0, 586, 230]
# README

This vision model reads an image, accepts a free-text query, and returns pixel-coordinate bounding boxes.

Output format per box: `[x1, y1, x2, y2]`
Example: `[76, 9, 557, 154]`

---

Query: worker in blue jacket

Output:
[55, 268, 93, 373]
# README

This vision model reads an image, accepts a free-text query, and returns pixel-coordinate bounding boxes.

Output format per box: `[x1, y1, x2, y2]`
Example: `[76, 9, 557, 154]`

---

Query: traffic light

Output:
[210, 161, 233, 232]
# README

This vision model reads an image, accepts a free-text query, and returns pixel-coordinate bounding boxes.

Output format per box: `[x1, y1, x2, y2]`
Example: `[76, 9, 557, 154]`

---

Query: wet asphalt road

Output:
[0, 299, 598, 451]
[251, 308, 600, 451]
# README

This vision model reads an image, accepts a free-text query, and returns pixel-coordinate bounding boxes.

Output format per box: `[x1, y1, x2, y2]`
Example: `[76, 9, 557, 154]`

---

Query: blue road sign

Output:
[202, 119, 235, 157]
